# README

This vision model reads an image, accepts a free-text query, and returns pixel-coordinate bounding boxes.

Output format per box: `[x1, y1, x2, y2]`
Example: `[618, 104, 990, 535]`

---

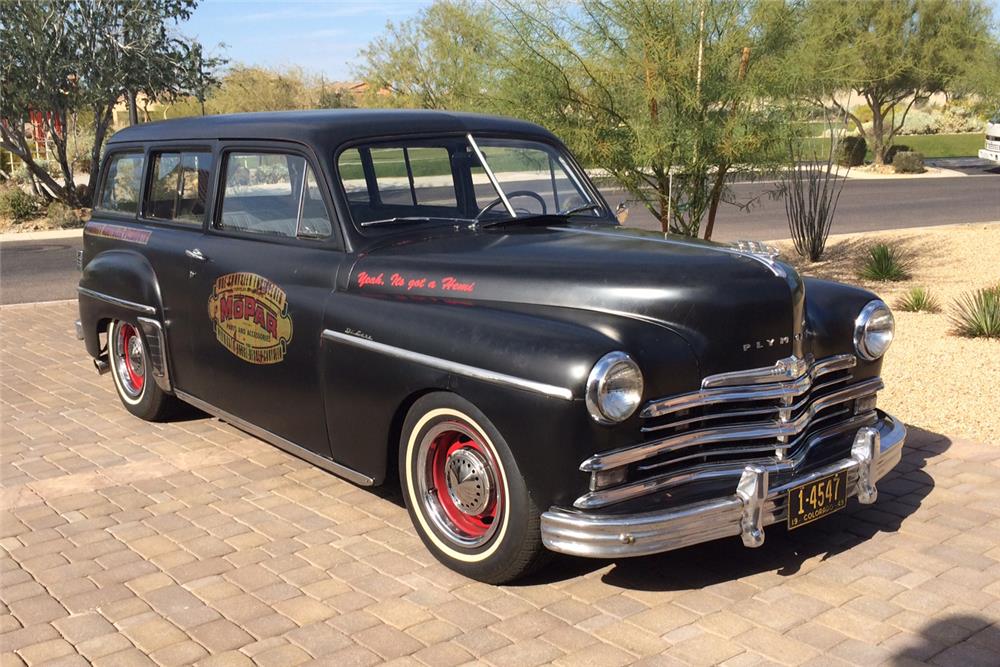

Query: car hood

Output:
[348, 223, 806, 376]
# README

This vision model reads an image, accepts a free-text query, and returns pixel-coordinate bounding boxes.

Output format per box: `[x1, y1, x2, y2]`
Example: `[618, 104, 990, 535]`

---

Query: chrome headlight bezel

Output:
[586, 352, 644, 425]
[854, 300, 895, 361]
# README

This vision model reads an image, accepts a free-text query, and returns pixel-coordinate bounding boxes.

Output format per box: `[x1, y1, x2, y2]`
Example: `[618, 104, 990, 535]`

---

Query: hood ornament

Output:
[730, 240, 780, 259]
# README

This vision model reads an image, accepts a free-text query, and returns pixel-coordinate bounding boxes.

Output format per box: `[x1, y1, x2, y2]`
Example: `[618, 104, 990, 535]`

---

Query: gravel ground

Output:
[773, 222, 1000, 445]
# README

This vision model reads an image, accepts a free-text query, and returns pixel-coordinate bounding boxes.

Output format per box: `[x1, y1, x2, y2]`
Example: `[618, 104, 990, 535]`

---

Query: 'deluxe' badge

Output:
[207, 272, 293, 364]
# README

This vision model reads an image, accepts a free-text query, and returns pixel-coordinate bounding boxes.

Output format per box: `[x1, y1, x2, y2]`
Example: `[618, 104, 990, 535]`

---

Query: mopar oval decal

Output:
[207, 272, 293, 364]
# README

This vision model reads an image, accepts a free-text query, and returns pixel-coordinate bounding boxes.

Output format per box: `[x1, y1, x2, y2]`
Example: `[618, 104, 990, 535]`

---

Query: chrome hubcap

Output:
[127, 336, 144, 377]
[445, 448, 492, 515]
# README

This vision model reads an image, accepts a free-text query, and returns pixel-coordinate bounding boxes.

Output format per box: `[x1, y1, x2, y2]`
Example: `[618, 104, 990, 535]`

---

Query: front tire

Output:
[108, 320, 176, 421]
[399, 392, 548, 584]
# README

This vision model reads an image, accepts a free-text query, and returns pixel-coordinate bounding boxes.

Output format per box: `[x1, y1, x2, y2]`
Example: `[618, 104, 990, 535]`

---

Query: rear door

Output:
[172, 141, 346, 457]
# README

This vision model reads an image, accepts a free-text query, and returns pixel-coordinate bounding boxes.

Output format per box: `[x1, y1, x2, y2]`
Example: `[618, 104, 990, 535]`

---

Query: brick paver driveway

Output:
[2, 301, 999, 667]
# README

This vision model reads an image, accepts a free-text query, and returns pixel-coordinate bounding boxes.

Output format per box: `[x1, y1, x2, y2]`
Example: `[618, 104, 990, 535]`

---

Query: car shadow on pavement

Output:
[891, 614, 999, 665]
[518, 425, 950, 589]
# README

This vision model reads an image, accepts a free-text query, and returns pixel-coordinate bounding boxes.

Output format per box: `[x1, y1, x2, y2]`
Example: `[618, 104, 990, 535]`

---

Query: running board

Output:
[174, 389, 375, 487]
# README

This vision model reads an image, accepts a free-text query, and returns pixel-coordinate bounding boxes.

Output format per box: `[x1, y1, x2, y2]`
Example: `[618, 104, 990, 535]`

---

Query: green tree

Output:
[0, 0, 221, 206]
[197, 66, 318, 114]
[798, 0, 996, 166]
[354, 0, 499, 109]
[493, 0, 796, 237]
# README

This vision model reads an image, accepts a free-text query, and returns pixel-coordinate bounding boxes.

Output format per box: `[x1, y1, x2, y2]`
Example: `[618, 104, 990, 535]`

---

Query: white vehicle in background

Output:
[980, 110, 1000, 164]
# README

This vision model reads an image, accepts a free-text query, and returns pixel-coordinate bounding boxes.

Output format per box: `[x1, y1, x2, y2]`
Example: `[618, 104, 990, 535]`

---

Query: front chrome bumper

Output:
[541, 412, 906, 559]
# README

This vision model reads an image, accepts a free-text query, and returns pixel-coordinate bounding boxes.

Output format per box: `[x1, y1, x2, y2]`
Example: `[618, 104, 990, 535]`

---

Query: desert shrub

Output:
[837, 136, 867, 167]
[896, 286, 941, 313]
[859, 243, 912, 282]
[0, 186, 40, 222]
[938, 105, 986, 133]
[893, 152, 925, 174]
[950, 286, 1000, 338]
[884, 145, 910, 164]
[46, 201, 81, 228]
[897, 110, 940, 135]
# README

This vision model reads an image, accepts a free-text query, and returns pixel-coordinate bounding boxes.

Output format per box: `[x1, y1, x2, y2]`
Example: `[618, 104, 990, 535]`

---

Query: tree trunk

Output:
[870, 104, 885, 166]
[703, 165, 728, 240]
[656, 169, 670, 234]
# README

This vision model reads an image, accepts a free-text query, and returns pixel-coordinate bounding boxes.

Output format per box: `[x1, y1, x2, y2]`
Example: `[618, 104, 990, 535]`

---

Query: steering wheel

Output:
[476, 190, 547, 220]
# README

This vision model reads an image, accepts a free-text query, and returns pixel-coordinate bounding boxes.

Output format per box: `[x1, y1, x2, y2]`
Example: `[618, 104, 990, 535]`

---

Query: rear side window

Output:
[218, 152, 332, 239]
[98, 152, 143, 214]
[145, 151, 213, 224]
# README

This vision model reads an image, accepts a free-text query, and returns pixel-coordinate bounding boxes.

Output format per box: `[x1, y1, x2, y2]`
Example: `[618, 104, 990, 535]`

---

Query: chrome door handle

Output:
[185, 248, 207, 261]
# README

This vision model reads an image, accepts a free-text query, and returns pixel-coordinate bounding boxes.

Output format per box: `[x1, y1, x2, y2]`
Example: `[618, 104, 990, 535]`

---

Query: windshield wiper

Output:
[477, 203, 604, 229]
[360, 216, 473, 228]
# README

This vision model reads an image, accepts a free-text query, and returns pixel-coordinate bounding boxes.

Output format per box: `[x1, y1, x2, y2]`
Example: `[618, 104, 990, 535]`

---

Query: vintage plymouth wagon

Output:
[77, 110, 905, 583]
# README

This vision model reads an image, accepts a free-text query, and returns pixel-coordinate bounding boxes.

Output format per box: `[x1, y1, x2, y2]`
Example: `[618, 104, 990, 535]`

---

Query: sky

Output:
[181, 0, 435, 82]
[182, 0, 1000, 83]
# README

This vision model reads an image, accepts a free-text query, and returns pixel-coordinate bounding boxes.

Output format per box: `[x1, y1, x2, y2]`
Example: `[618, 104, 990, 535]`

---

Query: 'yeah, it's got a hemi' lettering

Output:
[207, 272, 293, 364]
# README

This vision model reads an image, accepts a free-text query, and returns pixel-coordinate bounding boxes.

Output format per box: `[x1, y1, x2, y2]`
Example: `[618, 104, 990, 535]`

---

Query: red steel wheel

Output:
[400, 394, 548, 583]
[417, 420, 504, 549]
[112, 321, 146, 401]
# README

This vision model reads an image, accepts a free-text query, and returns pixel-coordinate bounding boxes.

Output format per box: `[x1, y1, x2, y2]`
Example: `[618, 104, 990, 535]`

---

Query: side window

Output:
[145, 151, 214, 224]
[218, 152, 332, 239]
[98, 153, 144, 214]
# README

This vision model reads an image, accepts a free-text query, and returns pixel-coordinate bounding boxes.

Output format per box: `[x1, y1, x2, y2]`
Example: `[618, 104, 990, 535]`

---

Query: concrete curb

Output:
[0, 227, 83, 243]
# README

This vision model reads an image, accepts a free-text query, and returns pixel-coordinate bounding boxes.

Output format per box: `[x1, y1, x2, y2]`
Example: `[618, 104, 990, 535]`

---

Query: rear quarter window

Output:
[145, 151, 214, 224]
[97, 152, 144, 214]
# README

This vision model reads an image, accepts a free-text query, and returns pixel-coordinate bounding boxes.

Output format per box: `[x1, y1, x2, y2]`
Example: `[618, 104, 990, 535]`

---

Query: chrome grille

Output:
[575, 354, 883, 509]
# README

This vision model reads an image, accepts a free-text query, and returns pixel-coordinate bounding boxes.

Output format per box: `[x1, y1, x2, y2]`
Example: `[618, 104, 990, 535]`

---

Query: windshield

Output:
[336, 135, 608, 230]
[990, 110, 1000, 125]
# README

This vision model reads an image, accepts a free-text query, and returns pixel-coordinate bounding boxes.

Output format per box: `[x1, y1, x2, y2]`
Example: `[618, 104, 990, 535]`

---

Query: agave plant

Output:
[859, 243, 911, 282]
[950, 286, 1000, 338]
[896, 286, 941, 313]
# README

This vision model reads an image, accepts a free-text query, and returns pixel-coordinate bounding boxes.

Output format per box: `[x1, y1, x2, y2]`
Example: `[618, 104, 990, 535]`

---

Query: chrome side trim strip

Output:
[321, 329, 574, 401]
[542, 414, 906, 558]
[136, 317, 172, 393]
[77, 286, 157, 315]
[174, 389, 375, 487]
[582, 377, 883, 473]
[641, 354, 856, 419]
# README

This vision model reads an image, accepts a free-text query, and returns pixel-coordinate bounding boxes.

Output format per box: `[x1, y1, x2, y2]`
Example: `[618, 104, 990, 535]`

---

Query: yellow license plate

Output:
[787, 470, 848, 530]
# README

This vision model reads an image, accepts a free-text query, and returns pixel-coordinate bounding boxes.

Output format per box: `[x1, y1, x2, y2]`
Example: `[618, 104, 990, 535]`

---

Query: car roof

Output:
[106, 109, 559, 148]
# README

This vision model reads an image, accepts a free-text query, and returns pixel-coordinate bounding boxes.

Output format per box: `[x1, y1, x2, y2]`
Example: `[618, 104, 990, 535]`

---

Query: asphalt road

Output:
[1, 170, 998, 305]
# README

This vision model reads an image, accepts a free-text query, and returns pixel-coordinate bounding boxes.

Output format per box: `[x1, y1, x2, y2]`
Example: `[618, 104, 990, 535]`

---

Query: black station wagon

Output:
[77, 110, 905, 583]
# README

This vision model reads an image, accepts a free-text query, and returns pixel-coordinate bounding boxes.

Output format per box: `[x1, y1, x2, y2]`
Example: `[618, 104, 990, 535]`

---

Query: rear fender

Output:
[78, 249, 163, 359]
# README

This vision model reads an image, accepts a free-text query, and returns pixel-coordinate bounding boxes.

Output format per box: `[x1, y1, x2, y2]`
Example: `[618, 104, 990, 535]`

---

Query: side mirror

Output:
[615, 200, 629, 225]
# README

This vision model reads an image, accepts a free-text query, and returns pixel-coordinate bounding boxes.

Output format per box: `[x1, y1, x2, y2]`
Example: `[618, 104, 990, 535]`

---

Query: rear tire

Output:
[399, 392, 549, 583]
[108, 319, 177, 421]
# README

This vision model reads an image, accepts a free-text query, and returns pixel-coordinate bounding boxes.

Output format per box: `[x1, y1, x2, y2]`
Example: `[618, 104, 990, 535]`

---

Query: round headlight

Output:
[586, 352, 644, 424]
[854, 300, 895, 361]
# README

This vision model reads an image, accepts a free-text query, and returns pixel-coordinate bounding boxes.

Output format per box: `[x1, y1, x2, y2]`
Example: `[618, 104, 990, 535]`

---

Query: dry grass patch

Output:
[772, 222, 1000, 445]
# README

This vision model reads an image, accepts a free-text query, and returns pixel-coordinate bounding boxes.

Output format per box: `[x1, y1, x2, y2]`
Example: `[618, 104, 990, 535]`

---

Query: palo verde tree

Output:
[492, 0, 796, 238]
[0, 0, 222, 206]
[354, 0, 499, 110]
[797, 0, 996, 166]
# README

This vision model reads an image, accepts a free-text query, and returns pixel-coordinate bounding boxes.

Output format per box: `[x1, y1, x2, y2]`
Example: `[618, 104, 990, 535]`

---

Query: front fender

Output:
[803, 277, 883, 378]
[320, 293, 698, 506]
